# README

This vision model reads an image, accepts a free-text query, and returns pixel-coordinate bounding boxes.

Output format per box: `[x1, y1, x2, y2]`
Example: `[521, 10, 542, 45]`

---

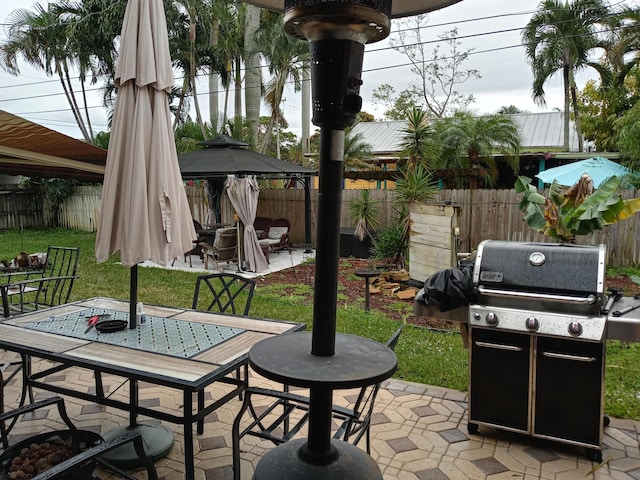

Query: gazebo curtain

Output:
[225, 175, 269, 273]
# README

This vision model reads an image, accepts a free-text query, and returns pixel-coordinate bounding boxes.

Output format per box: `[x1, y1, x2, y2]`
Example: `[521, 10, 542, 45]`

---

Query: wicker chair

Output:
[201, 227, 238, 270]
[258, 218, 291, 254]
[254, 217, 273, 240]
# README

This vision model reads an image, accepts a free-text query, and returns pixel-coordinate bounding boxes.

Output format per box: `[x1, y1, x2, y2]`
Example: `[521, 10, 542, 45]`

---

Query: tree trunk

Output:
[208, 17, 220, 129]
[234, 59, 242, 121]
[562, 64, 571, 151]
[190, 21, 206, 138]
[244, 5, 261, 148]
[301, 61, 311, 153]
[569, 71, 584, 152]
[57, 61, 91, 142]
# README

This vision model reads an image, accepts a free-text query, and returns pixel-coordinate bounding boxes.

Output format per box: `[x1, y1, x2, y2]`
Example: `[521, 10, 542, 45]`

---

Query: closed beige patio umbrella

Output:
[94, 0, 195, 466]
[96, 0, 196, 300]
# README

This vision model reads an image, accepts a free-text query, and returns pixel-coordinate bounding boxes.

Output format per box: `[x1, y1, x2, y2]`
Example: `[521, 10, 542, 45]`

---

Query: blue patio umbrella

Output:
[536, 157, 632, 188]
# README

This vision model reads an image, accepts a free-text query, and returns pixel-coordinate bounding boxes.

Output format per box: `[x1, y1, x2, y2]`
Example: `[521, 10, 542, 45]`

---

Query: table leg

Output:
[1, 286, 9, 318]
[184, 389, 195, 480]
[364, 278, 371, 313]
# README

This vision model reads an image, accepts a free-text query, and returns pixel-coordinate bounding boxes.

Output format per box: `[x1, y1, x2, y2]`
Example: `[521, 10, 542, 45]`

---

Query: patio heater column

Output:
[239, 0, 463, 478]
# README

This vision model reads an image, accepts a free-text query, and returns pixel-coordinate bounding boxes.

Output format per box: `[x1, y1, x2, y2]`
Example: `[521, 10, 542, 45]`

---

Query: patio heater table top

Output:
[249, 331, 397, 389]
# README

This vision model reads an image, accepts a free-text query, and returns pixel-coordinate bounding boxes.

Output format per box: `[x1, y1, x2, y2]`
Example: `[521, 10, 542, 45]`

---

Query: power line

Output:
[0, 4, 636, 122]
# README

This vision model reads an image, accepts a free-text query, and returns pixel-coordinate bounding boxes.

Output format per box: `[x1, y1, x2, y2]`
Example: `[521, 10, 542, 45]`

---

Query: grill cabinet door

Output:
[534, 337, 604, 448]
[469, 328, 531, 433]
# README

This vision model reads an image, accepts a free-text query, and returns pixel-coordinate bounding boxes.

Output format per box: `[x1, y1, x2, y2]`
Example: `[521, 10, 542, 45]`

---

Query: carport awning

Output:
[0, 110, 107, 182]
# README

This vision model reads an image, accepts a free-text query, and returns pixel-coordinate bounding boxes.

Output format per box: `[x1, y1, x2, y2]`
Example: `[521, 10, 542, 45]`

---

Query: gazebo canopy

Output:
[0, 110, 106, 182]
[178, 136, 316, 178]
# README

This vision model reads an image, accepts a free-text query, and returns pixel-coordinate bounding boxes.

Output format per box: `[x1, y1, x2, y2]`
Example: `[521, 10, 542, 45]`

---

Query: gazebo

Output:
[178, 136, 317, 246]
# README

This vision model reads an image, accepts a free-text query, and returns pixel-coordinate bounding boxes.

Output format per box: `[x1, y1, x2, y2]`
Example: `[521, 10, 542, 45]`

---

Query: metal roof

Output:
[350, 111, 589, 155]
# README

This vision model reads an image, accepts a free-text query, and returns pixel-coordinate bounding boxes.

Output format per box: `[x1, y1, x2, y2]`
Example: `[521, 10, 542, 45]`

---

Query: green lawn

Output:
[1, 228, 639, 421]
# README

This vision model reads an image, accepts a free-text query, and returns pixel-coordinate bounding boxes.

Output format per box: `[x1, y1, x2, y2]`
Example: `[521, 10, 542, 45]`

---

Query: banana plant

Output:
[515, 175, 640, 242]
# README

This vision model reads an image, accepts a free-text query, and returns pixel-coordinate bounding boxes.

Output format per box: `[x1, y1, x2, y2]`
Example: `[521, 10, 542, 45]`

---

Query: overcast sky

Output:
[0, 0, 637, 141]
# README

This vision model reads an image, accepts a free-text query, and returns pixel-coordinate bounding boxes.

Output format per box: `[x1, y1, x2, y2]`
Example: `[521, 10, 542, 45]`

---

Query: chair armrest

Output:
[34, 431, 158, 480]
[2, 275, 78, 290]
[199, 242, 214, 251]
[0, 396, 67, 424]
[1, 397, 76, 449]
[245, 387, 358, 420]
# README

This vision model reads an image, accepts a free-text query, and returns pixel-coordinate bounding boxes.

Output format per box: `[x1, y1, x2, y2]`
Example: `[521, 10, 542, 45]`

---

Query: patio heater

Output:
[240, 0, 462, 478]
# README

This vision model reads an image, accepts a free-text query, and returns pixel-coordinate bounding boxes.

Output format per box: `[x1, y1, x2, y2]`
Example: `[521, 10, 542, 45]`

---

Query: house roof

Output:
[350, 111, 590, 156]
[0, 110, 107, 182]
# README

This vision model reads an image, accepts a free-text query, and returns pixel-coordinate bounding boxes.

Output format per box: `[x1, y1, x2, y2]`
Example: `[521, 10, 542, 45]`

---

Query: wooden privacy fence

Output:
[428, 188, 640, 267]
[4, 183, 640, 266]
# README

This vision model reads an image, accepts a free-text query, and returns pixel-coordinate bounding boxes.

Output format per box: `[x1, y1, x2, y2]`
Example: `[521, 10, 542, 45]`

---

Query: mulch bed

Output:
[256, 258, 452, 329]
[255, 258, 640, 329]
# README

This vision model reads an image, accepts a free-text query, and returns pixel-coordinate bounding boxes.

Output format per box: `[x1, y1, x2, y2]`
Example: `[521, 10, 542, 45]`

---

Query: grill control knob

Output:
[485, 312, 498, 326]
[568, 321, 583, 336]
[525, 316, 539, 331]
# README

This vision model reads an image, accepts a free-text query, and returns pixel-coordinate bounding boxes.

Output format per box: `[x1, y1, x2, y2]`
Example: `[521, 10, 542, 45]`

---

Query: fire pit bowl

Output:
[0, 429, 103, 480]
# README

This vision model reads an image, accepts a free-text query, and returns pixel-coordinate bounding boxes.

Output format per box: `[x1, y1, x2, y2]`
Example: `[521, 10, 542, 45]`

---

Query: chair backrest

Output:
[36, 246, 80, 308]
[43, 246, 80, 279]
[341, 325, 403, 444]
[270, 218, 290, 231]
[192, 273, 256, 316]
[254, 217, 273, 240]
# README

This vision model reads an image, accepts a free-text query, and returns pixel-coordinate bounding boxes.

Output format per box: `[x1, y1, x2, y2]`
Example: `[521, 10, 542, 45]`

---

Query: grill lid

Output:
[473, 240, 606, 297]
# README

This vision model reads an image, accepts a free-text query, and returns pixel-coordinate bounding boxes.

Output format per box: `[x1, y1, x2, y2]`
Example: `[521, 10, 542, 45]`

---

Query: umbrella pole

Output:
[129, 264, 138, 329]
[101, 263, 175, 468]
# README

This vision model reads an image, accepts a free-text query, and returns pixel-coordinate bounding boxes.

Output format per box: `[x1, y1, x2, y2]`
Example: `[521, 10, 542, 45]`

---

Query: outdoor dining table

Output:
[0, 297, 304, 479]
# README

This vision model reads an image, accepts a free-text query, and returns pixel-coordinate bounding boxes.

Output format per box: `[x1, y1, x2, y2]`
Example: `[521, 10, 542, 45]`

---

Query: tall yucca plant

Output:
[398, 107, 438, 170]
[347, 190, 380, 241]
[373, 164, 438, 268]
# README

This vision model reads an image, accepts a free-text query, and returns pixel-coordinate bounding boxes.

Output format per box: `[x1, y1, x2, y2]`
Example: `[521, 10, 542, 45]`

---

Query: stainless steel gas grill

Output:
[467, 240, 609, 461]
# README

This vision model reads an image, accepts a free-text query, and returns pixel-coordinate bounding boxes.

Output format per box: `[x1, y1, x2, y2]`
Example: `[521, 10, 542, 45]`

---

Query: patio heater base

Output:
[253, 438, 382, 480]
[100, 423, 174, 468]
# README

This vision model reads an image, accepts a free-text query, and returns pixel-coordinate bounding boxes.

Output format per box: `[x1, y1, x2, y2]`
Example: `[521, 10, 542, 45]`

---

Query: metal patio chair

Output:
[231, 326, 403, 480]
[183, 218, 206, 267]
[0, 395, 158, 479]
[1, 246, 79, 317]
[192, 273, 256, 316]
[192, 273, 257, 425]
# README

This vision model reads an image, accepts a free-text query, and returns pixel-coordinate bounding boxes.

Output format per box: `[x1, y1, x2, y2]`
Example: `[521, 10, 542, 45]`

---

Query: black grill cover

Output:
[473, 240, 606, 296]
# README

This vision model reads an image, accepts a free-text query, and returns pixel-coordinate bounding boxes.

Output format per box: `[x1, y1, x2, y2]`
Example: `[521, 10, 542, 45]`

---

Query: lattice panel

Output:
[24, 308, 245, 358]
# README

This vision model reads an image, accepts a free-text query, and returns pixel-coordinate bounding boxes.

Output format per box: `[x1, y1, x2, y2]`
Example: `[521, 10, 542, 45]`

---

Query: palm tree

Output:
[0, 3, 94, 142]
[343, 130, 374, 171]
[610, 6, 640, 85]
[398, 107, 438, 170]
[256, 13, 308, 155]
[434, 111, 521, 187]
[522, 0, 612, 152]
